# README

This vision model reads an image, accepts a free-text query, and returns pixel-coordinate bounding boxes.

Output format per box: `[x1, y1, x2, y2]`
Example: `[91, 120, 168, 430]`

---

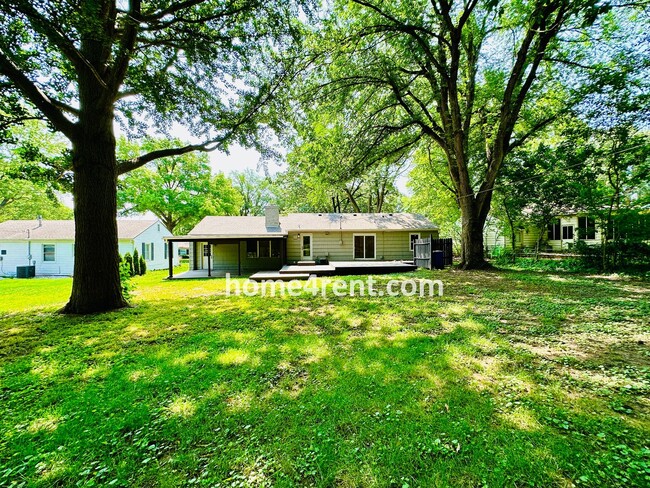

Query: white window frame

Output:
[301, 234, 313, 259]
[409, 233, 420, 251]
[562, 225, 574, 241]
[43, 244, 56, 262]
[353, 233, 376, 260]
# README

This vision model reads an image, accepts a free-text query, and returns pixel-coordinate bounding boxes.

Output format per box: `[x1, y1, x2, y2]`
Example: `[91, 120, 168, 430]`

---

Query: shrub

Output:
[123, 253, 135, 277]
[494, 248, 516, 264]
[133, 249, 141, 276]
[139, 256, 147, 275]
[118, 258, 134, 300]
[574, 239, 650, 272]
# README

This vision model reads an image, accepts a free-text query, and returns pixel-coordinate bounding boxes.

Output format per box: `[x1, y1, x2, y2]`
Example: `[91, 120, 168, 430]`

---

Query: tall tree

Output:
[230, 169, 279, 216]
[0, 120, 73, 220]
[294, 0, 643, 268]
[283, 98, 408, 213]
[117, 138, 240, 234]
[0, 0, 307, 312]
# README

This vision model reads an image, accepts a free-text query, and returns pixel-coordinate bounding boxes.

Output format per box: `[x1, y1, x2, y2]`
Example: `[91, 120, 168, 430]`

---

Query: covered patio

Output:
[164, 235, 288, 279]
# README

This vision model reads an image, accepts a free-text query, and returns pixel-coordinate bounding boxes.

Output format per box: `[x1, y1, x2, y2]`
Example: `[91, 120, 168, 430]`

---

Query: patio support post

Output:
[167, 240, 174, 279]
[238, 240, 241, 276]
[207, 243, 212, 277]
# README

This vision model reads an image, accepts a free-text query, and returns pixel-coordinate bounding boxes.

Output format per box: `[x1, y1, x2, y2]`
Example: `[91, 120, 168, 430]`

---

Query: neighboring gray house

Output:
[166, 206, 439, 276]
[0, 219, 177, 277]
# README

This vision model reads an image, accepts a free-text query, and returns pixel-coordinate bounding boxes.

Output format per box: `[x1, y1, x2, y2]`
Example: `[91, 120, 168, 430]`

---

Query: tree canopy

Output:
[287, 0, 649, 267]
[117, 138, 240, 235]
[0, 0, 311, 313]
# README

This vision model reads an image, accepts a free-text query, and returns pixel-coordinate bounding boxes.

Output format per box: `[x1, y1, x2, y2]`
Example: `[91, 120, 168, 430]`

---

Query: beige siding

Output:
[190, 240, 284, 275]
[286, 230, 438, 262]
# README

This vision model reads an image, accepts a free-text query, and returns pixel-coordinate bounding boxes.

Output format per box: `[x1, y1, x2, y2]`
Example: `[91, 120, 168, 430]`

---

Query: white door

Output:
[201, 243, 211, 269]
[301, 234, 313, 260]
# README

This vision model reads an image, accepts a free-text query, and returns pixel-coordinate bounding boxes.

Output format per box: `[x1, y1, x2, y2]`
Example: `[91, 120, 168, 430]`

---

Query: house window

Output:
[578, 217, 596, 240]
[142, 243, 155, 260]
[409, 233, 420, 251]
[249, 240, 281, 258]
[562, 225, 574, 240]
[258, 240, 271, 258]
[43, 244, 55, 262]
[150, 242, 154, 260]
[354, 234, 376, 259]
[203, 244, 210, 256]
[164, 243, 168, 259]
[246, 239, 257, 257]
[270, 240, 281, 258]
[547, 219, 561, 240]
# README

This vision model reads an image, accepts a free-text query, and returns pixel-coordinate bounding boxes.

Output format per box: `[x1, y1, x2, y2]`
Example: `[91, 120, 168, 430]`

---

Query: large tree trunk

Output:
[62, 106, 128, 314]
[459, 196, 491, 269]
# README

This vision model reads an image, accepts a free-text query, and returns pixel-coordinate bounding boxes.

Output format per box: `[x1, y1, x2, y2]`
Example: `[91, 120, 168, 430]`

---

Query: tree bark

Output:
[62, 106, 127, 313]
[458, 197, 490, 269]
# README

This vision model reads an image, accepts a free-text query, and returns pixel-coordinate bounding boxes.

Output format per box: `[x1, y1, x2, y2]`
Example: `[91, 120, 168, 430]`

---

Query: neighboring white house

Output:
[0, 219, 177, 277]
[483, 212, 603, 252]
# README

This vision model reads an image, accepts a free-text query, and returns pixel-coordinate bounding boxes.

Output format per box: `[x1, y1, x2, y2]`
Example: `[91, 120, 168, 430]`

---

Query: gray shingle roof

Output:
[188, 213, 437, 237]
[0, 220, 161, 240]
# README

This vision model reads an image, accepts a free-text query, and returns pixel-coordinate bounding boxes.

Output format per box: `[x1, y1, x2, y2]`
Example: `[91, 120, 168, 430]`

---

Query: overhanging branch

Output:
[117, 141, 220, 175]
[0, 50, 77, 139]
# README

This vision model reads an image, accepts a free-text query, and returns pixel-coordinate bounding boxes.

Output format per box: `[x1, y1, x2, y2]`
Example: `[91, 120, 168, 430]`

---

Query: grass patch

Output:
[0, 268, 649, 486]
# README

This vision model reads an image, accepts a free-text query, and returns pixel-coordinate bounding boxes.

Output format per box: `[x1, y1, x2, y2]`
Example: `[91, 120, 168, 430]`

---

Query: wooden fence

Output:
[413, 237, 453, 269]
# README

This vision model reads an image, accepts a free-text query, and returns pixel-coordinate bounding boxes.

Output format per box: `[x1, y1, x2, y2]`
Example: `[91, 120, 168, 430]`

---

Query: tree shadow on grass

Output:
[1, 275, 648, 486]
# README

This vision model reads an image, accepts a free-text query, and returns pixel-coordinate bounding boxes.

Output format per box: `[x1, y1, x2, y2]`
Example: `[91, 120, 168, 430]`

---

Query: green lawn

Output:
[0, 268, 648, 487]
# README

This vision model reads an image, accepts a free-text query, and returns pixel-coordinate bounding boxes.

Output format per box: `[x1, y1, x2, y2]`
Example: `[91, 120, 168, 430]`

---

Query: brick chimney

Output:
[265, 205, 280, 228]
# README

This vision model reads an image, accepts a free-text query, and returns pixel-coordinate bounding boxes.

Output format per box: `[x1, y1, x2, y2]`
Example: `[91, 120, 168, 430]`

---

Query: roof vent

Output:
[389, 213, 393, 216]
[353, 213, 357, 216]
[318, 213, 322, 216]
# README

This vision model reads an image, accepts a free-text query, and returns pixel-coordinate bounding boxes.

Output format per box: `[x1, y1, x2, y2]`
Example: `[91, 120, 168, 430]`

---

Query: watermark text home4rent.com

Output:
[225, 274, 444, 298]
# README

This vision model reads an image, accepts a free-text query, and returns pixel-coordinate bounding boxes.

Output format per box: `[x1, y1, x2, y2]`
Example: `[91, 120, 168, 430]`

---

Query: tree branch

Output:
[0, 50, 77, 139]
[508, 112, 561, 152]
[111, 0, 141, 94]
[9, 0, 109, 89]
[117, 142, 216, 175]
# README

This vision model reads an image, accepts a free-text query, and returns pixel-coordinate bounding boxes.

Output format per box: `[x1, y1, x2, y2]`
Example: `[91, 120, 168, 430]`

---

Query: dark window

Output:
[354, 235, 364, 259]
[43, 244, 55, 262]
[246, 239, 257, 257]
[354, 235, 375, 259]
[578, 217, 596, 240]
[547, 219, 561, 240]
[203, 244, 210, 256]
[271, 240, 281, 258]
[562, 226, 574, 240]
[258, 240, 271, 258]
[0, 250, 6, 255]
